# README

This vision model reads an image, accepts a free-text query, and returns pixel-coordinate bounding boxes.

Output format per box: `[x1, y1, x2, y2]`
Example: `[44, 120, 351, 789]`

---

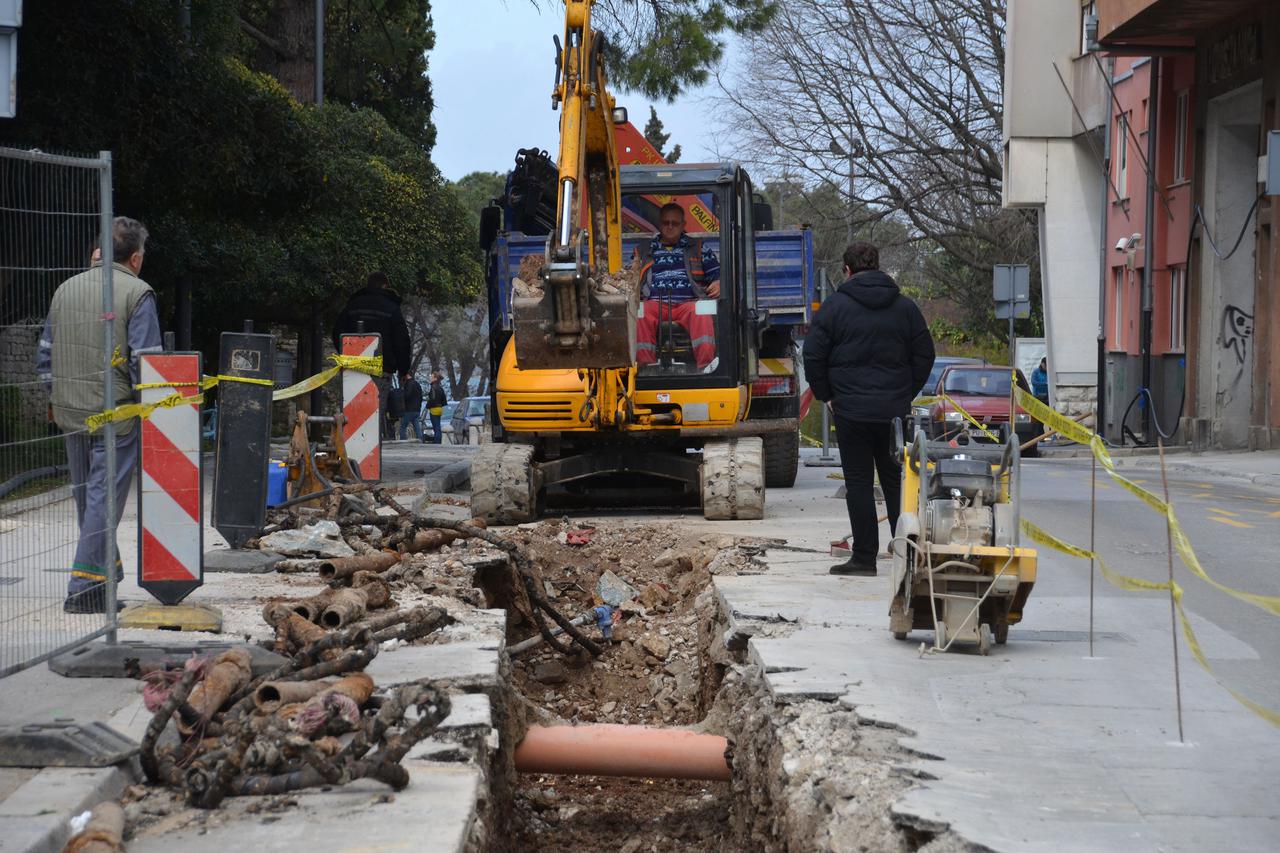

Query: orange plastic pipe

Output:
[513, 724, 731, 781]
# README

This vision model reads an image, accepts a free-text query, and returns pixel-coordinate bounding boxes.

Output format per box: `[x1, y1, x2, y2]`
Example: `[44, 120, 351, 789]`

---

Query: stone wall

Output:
[0, 322, 49, 427]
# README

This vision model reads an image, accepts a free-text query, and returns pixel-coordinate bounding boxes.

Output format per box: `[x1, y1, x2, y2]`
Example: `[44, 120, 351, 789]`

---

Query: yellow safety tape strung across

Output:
[1014, 387, 1280, 617]
[1022, 518, 1280, 727]
[270, 353, 383, 401]
[90, 354, 384, 430]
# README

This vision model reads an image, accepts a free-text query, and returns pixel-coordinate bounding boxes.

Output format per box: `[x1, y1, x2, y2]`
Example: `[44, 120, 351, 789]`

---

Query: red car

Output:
[927, 365, 1039, 456]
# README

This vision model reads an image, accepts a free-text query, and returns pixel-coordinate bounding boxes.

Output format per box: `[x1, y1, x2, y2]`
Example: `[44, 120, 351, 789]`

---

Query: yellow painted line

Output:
[1207, 507, 1239, 517]
[1193, 483, 1215, 489]
[1208, 516, 1253, 529]
[1268, 509, 1280, 519]
[1130, 478, 1148, 484]
[1188, 492, 1213, 499]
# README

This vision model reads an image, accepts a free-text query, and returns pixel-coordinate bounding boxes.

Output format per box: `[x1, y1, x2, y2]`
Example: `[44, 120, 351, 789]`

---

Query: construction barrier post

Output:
[341, 333, 382, 481]
[212, 330, 275, 548]
[136, 352, 203, 604]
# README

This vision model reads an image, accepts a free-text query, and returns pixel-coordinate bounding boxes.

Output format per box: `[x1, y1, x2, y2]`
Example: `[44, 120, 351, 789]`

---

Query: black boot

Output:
[63, 583, 126, 614]
[829, 558, 876, 576]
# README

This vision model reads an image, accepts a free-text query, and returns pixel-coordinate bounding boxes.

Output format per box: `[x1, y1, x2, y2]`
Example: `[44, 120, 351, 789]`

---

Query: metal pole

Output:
[1089, 450, 1097, 657]
[99, 153, 118, 641]
[309, 304, 324, 414]
[846, 153, 855, 245]
[1158, 437, 1185, 742]
[1009, 308, 1016, 433]
[817, 269, 836, 463]
[314, 0, 325, 105]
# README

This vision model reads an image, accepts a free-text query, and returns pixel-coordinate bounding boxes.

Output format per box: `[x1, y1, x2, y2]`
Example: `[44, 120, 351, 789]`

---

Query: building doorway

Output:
[1198, 81, 1260, 448]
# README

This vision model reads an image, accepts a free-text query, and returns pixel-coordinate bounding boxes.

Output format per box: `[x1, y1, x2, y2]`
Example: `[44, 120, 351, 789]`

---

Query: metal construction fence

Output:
[0, 147, 117, 677]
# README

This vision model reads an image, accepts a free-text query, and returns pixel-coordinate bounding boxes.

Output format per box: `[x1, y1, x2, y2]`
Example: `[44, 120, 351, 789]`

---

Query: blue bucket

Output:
[266, 460, 288, 507]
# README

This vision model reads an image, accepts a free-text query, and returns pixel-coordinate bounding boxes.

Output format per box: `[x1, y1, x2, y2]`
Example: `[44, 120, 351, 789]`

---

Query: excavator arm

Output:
[512, 0, 637, 384]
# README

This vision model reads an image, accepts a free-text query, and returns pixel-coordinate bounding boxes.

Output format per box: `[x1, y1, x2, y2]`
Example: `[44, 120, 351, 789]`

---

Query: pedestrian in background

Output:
[36, 217, 162, 613]
[1031, 357, 1050, 435]
[332, 271, 411, 439]
[385, 377, 405, 440]
[399, 370, 423, 441]
[425, 371, 447, 444]
[803, 242, 935, 576]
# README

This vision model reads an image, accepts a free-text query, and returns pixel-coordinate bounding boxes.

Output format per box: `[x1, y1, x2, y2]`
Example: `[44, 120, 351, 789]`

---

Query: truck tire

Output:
[471, 443, 538, 524]
[762, 430, 800, 488]
[701, 437, 765, 520]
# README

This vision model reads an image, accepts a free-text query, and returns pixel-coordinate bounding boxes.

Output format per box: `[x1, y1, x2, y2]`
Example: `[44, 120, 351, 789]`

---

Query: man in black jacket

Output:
[332, 271, 412, 440]
[803, 243, 935, 575]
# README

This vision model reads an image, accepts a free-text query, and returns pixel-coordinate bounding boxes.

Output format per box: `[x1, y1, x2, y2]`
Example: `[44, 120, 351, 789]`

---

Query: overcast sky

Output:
[430, 0, 730, 181]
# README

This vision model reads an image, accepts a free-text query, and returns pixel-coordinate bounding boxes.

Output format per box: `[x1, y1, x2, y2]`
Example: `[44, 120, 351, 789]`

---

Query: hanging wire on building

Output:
[1119, 190, 1265, 444]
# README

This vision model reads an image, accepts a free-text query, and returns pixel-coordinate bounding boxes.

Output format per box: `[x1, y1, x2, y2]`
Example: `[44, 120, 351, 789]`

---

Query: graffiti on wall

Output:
[1217, 304, 1254, 407]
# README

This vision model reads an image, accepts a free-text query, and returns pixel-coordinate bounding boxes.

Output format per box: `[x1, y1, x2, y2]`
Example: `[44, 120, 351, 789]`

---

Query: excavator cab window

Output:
[620, 186, 732, 383]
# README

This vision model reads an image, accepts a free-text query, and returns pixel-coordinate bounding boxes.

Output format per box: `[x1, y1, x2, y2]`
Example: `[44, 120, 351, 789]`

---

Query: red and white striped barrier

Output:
[138, 352, 203, 604]
[341, 334, 382, 481]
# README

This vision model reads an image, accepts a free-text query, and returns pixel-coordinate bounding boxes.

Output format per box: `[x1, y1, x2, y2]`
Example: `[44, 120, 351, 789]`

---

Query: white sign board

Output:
[1015, 337, 1046, 389]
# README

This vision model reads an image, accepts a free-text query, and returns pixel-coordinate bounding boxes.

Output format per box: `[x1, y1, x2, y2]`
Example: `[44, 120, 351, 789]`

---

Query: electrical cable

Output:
[1116, 191, 1264, 444]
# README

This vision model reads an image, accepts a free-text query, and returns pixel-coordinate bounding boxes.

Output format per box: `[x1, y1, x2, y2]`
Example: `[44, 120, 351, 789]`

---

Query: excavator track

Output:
[471, 442, 539, 524]
[700, 437, 765, 520]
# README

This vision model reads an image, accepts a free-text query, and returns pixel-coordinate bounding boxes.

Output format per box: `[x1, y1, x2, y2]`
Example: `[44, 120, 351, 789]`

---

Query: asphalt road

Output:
[1020, 456, 1280, 710]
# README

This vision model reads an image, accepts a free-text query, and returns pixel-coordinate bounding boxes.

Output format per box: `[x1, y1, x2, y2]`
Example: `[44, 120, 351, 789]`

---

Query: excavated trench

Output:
[480, 521, 738, 851]
[477, 521, 957, 853]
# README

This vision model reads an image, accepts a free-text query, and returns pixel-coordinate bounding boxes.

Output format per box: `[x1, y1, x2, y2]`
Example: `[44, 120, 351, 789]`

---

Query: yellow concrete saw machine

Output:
[889, 429, 1037, 654]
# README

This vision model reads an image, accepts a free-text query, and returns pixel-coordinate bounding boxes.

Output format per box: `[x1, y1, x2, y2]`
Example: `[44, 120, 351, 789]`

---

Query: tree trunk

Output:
[257, 1, 316, 103]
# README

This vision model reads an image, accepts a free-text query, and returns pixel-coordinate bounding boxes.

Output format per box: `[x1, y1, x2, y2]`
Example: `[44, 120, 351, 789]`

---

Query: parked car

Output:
[926, 365, 1039, 456]
[451, 396, 490, 445]
[908, 356, 986, 440]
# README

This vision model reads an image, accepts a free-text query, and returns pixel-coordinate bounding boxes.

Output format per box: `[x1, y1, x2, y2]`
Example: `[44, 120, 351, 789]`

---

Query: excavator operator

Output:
[634, 203, 721, 373]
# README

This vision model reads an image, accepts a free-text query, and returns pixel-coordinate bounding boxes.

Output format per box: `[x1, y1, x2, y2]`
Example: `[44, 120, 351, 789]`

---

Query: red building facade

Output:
[1099, 0, 1280, 449]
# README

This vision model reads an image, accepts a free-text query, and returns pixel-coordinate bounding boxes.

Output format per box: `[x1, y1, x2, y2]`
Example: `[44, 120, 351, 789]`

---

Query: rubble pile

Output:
[510, 252, 642, 298]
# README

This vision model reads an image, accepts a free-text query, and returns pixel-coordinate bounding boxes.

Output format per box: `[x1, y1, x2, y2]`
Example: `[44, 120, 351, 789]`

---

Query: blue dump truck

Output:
[476, 154, 816, 517]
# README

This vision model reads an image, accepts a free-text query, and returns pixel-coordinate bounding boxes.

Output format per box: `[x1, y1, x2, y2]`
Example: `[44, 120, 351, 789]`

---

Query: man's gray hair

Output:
[111, 216, 149, 261]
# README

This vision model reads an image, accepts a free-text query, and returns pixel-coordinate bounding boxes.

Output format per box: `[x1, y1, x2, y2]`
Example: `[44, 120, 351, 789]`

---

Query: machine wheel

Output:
[701, 437, 765, 520]
[470, 443, 538, 524]
[762, 430, 800, 488]
[978, 623, 992, 656]
[994, 620, 1009, 645]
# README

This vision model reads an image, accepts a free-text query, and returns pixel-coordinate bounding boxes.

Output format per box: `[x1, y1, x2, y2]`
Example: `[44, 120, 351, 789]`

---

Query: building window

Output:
[1174, 90, 1189, 182]
[1170, 266, 1185, 351]
[1113, 268, 1125, 349]
[1080, 2, 1097, 55]
[1115, 113, 1129, 198]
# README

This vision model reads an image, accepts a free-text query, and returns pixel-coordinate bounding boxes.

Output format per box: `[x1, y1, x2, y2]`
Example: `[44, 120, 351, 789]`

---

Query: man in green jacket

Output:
[36, 217, 162, 613]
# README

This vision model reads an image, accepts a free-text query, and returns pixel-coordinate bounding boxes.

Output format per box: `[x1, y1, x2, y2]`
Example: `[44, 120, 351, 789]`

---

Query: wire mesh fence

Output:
[0, 147, 116, 678]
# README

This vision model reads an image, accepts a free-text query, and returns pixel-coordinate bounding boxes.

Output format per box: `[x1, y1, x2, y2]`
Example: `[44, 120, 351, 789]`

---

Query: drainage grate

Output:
[0, 577, 21, 586]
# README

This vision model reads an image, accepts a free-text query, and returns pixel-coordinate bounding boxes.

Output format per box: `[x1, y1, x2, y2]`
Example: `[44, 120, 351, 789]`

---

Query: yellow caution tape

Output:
[1022, 518, 1280, 727]
[86, 391, 204, 432]
[90, 354, 384, 429]
[1014, 387, 1280, 618]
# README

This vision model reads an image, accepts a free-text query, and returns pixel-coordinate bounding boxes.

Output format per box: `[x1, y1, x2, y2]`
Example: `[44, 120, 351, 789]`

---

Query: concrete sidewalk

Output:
[0, 445, 493, 853]
[704, 448, 1280, 851]
[1112, 448, 1280, 489]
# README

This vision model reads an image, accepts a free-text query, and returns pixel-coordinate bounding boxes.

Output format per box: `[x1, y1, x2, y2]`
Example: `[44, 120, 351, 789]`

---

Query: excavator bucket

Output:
[513, 261, 636, 370]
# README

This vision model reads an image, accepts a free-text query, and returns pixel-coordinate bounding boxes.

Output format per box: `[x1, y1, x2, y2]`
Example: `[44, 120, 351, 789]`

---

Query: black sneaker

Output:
[63, 586, 126, 614]
[829, 559, 877, 576]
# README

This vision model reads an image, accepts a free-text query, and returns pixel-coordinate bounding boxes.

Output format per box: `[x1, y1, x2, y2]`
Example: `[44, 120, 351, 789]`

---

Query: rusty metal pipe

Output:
[321, 587, 368, 628]
[351, 571, 392, 608]
[253, 679, 335, 713]
[513, 724, 731, 781]
[318, 551, 400, 581]
[178, 647, 253, 735]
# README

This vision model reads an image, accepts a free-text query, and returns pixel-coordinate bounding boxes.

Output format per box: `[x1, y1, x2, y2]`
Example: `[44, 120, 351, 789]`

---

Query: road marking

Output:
[1207, 507, 1239, 517]
[1189, 492, 1213, 499]
[1193, 482, 1215, 489]
[1208, 516, 1253, 529]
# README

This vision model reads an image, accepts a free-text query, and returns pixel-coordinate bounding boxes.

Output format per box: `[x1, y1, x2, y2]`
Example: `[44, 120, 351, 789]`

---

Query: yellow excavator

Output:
[471, 0, 801, 522]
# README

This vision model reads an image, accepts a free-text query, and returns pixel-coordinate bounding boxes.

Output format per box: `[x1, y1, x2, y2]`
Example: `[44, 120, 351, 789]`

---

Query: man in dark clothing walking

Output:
[399, 371, 423, 441]
[803, 243, 935, 576]
[425, 371, 448, 444]
[332, 271, 412, 439]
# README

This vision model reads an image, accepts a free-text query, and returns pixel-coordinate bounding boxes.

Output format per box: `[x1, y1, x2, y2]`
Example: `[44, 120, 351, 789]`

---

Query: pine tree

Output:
[643, 106, 681, 163]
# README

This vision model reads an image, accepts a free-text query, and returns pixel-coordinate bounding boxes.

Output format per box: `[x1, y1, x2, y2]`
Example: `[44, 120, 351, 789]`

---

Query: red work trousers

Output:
[636, 300, 717, 369]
